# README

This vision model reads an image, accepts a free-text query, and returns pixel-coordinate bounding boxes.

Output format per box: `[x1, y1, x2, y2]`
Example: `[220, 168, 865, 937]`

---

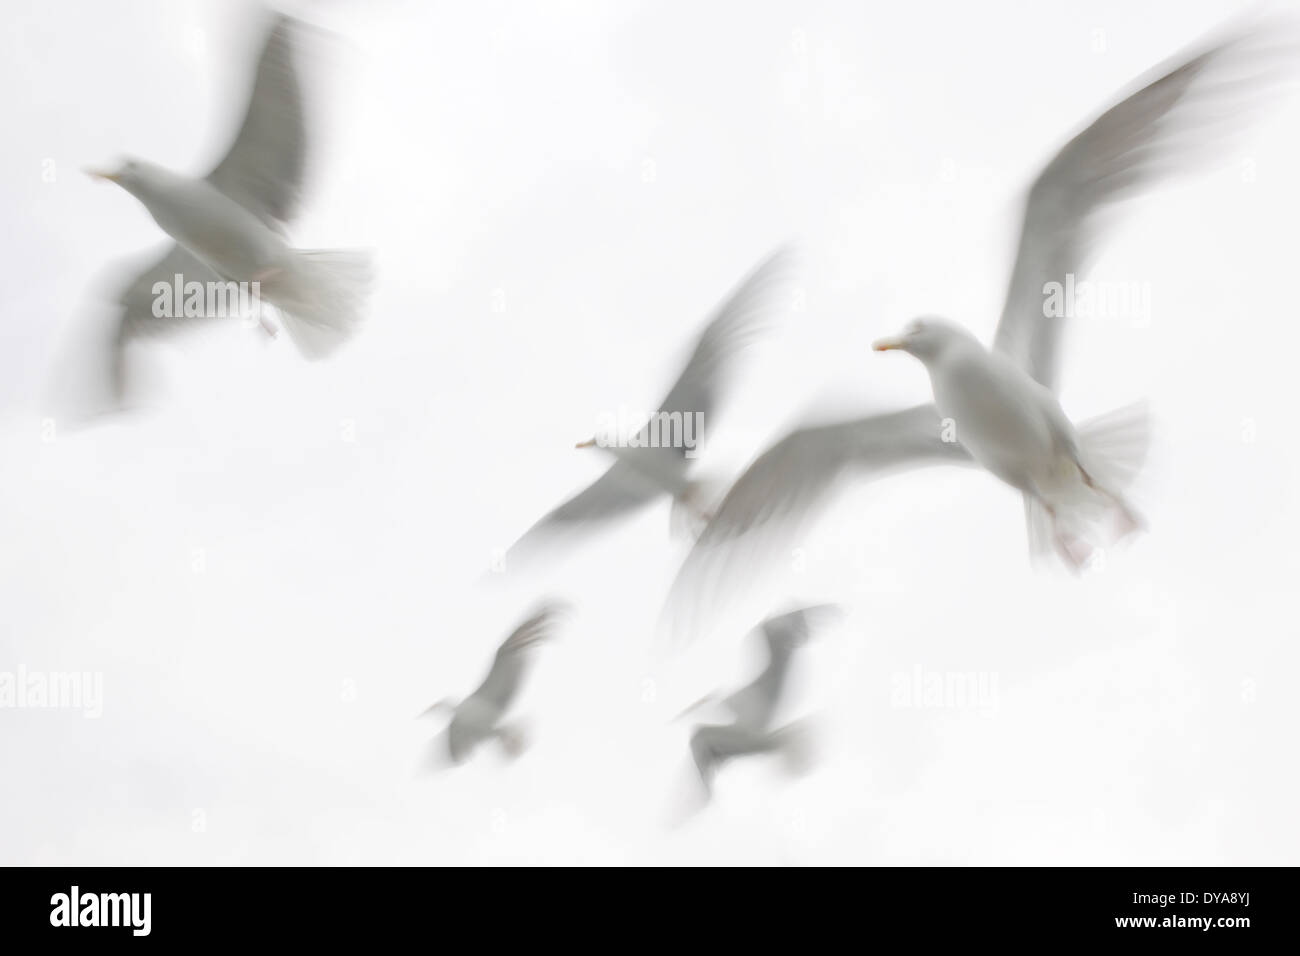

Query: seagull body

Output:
[84, 14, 372, 406]
[503, 247, 794, 569]
[107, 161, 289, 283]
[680, 605, 836, 801]
[873, 318, 1143, 568]
[421, 602, 565, 766]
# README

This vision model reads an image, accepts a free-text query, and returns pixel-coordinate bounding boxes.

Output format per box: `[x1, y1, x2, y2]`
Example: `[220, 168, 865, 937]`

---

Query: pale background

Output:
[1, 0, 1296, 864]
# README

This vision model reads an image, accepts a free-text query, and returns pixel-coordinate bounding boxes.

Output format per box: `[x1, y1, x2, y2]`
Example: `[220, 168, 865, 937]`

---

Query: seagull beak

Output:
[872, 336, 905, 352]
[575, 438, 596, 449]
[84, 168, 120, 183]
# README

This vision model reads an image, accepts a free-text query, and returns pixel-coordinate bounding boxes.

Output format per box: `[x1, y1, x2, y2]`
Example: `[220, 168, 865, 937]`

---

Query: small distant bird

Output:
[664, 20, 1289, 629]
[678, 604, 838, 804]
[873, 318, 1145, 569]
[502, 247, 795, 569]
[420, 602, 566, 767]
[84, 14, 371, 406]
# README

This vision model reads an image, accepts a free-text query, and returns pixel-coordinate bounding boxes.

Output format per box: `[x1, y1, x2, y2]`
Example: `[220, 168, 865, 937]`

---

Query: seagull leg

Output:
[1077, 467, 1145, 538]
[1044, 502, 1088, 573]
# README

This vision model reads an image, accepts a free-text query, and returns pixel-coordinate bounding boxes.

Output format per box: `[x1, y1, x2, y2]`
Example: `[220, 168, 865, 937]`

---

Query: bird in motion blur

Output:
[419, 601, 566, 767]
[676, 604, 838, 809]
[83, 13, 372, 408]
[663, 19, 1290, 630]
[501, 247, 796, 571]
[873, 318, 1144, 569]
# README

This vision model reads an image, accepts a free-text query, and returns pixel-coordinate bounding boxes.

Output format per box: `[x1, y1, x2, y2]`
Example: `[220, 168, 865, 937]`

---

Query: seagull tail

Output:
[263, 248, 374, 359]
[1076, 400, 1151, 493]
[1025, 400, 1151, 570]
[1075, 400, 1150, 548]
[774, 718, 817, 778]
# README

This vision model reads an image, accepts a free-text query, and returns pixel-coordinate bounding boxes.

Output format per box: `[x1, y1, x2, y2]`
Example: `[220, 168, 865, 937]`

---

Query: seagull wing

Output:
[663, 405, 971, 636]
[723, 605, 841, 728]
[110, 243, 225, 404]
[761, 603, 841, 645]
[470, 605, 564, 712]
[641, 246, 795, 457]
[207, 14, 307, 226]
[992, 25, 1289, 390]
[504, 460, 666, 568]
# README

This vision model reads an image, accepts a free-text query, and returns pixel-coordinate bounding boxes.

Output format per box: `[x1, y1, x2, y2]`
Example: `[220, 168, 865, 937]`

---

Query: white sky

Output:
[2, 0, 1298, 864]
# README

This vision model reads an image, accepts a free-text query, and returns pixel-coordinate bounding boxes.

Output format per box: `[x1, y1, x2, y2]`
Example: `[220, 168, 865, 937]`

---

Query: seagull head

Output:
[575, 422, 617, 451]
[873, 316, 975, 363]
[84, 157, 159, 198]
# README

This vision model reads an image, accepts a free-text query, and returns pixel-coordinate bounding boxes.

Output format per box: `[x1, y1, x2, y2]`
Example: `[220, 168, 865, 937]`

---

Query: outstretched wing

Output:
[643, 246, 796, 456]
[993, 24, 1291, 390]
[662, 405, 970, 638]
[470, 603, 566, 711]
[207, 14, 308, 226]
[504, 460, 667, 570]
[109, 243, 225, 405]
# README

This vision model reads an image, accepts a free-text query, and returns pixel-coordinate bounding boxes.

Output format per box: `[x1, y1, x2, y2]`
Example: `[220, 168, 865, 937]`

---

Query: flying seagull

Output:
[677, 604, 838, 806]
[872, 319, 1145, 569]
[84, 13, 371, 407]
[501, 247, 796, 571]
[419, 601, 567, 767]
[663, 20, 1289, 630]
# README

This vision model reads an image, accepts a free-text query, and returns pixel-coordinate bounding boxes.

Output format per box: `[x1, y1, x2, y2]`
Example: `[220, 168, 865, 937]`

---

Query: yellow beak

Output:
[84, 168, 119, 183]
[575, 438, 596, 449]
[872, 336, 906, 352]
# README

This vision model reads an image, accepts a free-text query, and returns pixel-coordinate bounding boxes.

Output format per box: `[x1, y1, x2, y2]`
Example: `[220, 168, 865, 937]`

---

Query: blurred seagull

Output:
[677, 604, 838, 806]
[663, 20, 1291, 629]
[420, 602, 566, 767]
[872, 319, 1145, 569]
[502, 247, 796, 570]
[84, 13, 371, 407]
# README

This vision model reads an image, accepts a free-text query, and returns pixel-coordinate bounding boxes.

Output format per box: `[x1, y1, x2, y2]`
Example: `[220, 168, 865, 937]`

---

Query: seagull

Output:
[419, 601, 567, 767]
[662, 20, 1289, 629]
[677, 604, 838, 805]
[83, 13, 371, 407]
[872, 318, 1145, 569]
[501, 247, 795, 570]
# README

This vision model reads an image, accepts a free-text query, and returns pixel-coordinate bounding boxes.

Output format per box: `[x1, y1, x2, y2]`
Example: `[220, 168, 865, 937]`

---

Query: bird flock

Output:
[70, 8, 1295, 813]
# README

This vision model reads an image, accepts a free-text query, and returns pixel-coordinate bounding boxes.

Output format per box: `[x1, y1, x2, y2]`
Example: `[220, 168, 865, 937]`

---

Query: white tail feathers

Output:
[1025, 400, 1151, 571]
[262, 249, 373, 359]
[1076, 400, 1151, 492]
[775, 719, 816, 777]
